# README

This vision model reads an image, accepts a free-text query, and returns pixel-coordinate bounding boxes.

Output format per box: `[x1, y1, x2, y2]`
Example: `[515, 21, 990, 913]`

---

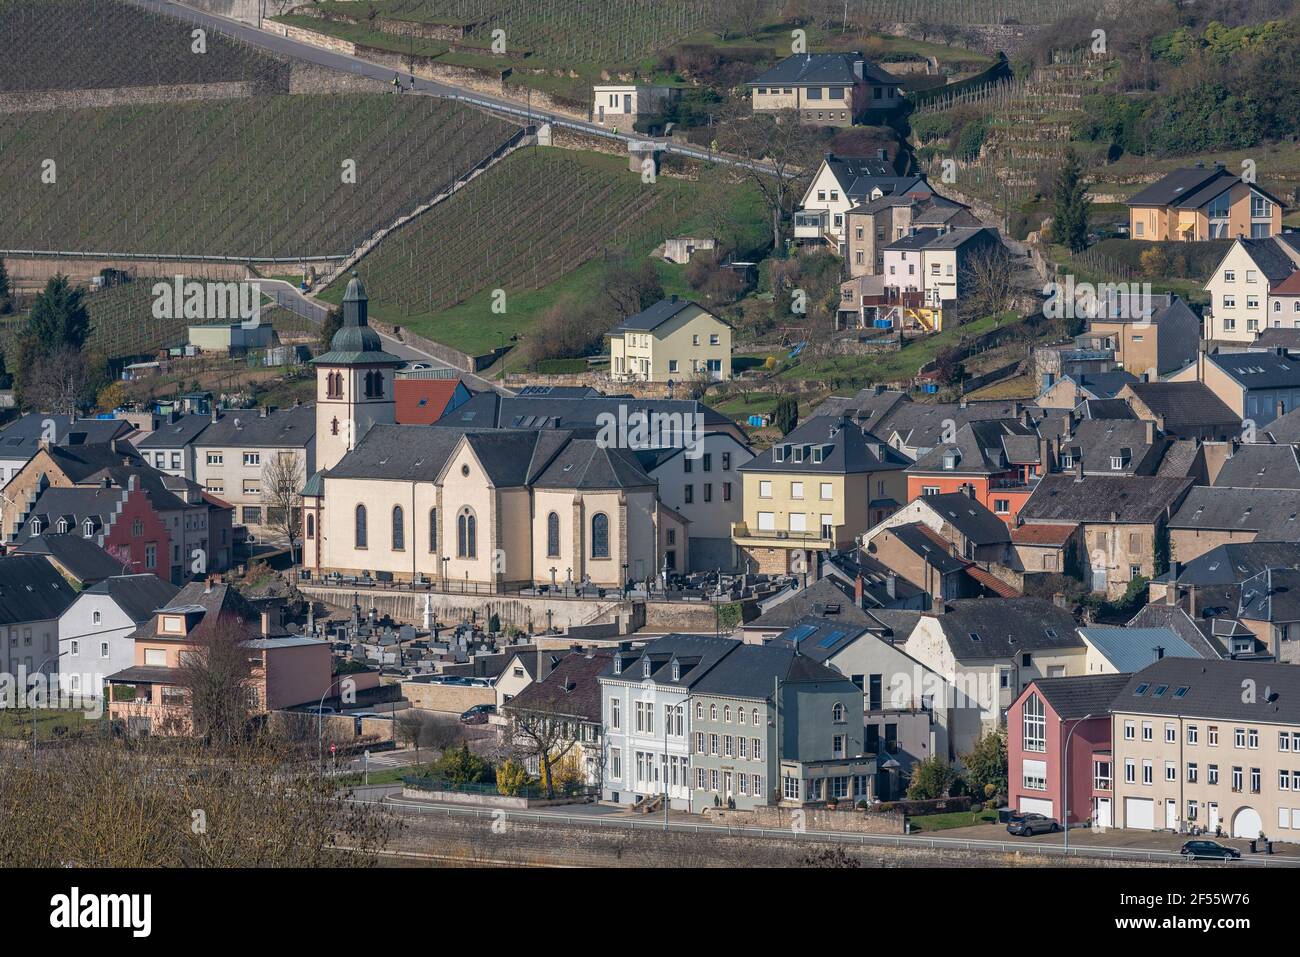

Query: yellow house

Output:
[609, 297, 731, 383]
[1126, 164, 1283, 242]
[732, 415, 909, 575]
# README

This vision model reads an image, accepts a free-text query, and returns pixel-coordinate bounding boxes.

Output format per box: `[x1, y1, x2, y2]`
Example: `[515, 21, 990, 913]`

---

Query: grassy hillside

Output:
[0, 94, 517, 258]
[317, 147, 768, 355]
[0, 0, 290, 93]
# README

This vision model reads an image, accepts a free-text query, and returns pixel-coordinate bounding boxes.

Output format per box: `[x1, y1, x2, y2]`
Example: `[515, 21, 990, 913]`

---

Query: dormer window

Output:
[83, 520, 94, 538]
[29, 519, 40, 535]
[812, 447, 823, 463]
[672, 662, 680, 681]
[1060, 453, 1074, 468]
[613, 657, 622, 675]
[792, 446, 803, 463]
[773, 446, 786, 463]
[642, 659, 651, 677]
[56, 519, 69, 534]
[942, 451, 958, 470]
[1110, 456, 1124, 470]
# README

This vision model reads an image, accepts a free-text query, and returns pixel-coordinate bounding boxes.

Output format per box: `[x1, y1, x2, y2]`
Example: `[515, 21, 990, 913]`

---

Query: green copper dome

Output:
[312, 272, 403, 367]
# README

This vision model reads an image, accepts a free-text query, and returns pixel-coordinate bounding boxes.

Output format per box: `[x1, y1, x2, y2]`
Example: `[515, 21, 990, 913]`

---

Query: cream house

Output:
[732, 415, 910, 575]
[303, 426, 687, 591]
[609, 297, 731, 383]
[747, 52, 901, 128]
[1202, 236, 1300, 344]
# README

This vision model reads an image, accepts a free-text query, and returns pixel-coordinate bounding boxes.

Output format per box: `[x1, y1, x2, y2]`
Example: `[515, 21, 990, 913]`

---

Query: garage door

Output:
[1233, 807, 1262, 839]
[1019, 797, 1054, 817]
[1125, 797, 1154, 830]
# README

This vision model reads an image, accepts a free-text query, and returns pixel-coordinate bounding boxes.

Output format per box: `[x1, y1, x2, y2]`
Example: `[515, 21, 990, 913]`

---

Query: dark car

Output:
[459, 704, 496, 725]
[1181, 840, 1241, 860]
[1007, 812, 1061, 836]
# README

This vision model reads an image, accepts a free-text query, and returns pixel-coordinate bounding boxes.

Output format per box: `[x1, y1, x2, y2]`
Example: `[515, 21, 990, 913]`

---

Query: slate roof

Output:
[909, 418, 1036, 475]
[1170, 542, 1300, 586]
[874, 399, 1027, 452]
[885, 523, 968, 575]
[1028, 673, 1132, 719]
[1058, 418, 1161, 474]
[747, 576, 882, 631]
[1168, 486, 1300, 536]
[927, 598, 1083, 659]
[1127, 603, 1226, 660]
[608, 297, 725, 335]
[136, 414, 212, 449]
[194, 406, 314, 449]
[1020, 474, 1192, 524]
[0, 415, 133, 460]
[0, 554, 79, 624]
[128, 581, 286, 640]
[768, 616, 871, 662]
[502, 651, 612, 722]
[11, 534, 123, 584]
[11, 486, 128, 546]
[1076, 398, 1137, 420]
[1266, 405, 1300, 444]
[1208, 349, 1300, 390]
[1125, 166, 1238, 208]
[1236, 237, 1300, 286]
[1063, 371, 1139, 400]
[810, 387, 909, 430]
[438, 392, 735, 436]
[532, 439, 656, 490]
[691, 641, 855, 698]
[917, 492, 1010, 545]
[1113, 657, 1300, 724]
[1156, 439, 1203, 479]
[84, 574, 181, 623]
[740, 415, 910, 475]
[1121, 381, 1241, 435]
[1239, 568, 1300, 623]
[1079, 626, 1206, 672]
[749, 52, 899, 88]
[1212, 444, 1300, 489]
[601, 633, 738, 688]
[41, 441, 145, 483]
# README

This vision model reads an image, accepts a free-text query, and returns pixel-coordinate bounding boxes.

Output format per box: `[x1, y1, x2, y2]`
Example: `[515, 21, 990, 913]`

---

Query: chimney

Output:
[536, 644, 552, 682]
[886, 573, 897, 599]
[1278, 399, 1286, 422]
[211, 406, 219, 424]
[964, 483, 976, 500]
[1154, 645, 1165, 660]
[854, 573, 865, 608]
[1074, 454, 1084, 482]
[260, 610, 271, 637]
[1061, 413, 1072, 440]
[1166, 291, 1174, 307]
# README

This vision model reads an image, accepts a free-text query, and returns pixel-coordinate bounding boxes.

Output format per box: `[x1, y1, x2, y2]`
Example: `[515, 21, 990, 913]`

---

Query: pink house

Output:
[1007, 675, 1128, 827]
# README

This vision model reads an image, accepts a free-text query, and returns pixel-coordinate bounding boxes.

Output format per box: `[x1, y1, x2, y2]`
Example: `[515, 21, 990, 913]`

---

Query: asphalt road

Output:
[132, 0, 778, 176]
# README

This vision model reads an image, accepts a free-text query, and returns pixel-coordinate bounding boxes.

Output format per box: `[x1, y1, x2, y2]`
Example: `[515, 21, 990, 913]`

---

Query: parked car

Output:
[1180, 840, 1241, 860]
[303, 705, 336, 716]
[1007, 812, 1060, 836]
[460, 704, 495, 725]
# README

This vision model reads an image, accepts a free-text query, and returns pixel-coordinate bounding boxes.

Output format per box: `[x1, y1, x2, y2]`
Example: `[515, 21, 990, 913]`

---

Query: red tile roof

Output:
[395, 379, 461, 426]
[1272, 270, 1300, 296]
[1011, 523, 1077, 546]
[964, 565, 1020, 598]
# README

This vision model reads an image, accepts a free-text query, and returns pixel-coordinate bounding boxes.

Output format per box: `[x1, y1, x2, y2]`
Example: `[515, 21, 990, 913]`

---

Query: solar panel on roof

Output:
[786, 624, 817, 644]
[817, 630, 847, 649]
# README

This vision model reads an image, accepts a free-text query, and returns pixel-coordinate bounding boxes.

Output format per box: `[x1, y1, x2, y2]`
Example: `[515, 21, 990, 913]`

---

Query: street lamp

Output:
[317, 676, 346, 774]
[30, 652, 64, 757]
[441, 556, 450, 592]
[1062, 712, 1097, 853]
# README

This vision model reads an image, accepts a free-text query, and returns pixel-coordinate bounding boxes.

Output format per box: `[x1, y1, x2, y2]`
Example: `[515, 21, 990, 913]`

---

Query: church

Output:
[301, 276, 689, 590]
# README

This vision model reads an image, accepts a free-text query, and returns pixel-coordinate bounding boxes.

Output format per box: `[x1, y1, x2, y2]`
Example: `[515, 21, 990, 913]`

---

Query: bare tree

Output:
[396, 711, 433, 764]
[174, 617, 256, 746]
[261, 451, 304, 564]
[21, 346, 90, 414]
[505, 706, 580, 799]
[959, 243, 1016, 320]
[716, 104, 820, 253]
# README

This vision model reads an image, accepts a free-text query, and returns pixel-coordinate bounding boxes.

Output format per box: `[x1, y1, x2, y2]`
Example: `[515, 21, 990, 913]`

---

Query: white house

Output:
[591, 85, 675, 127]
[600, 635, 738, 810]
[1203, 236, 1300, 344]
[793, 153, 931, 252]
[58, 574, 180, 700]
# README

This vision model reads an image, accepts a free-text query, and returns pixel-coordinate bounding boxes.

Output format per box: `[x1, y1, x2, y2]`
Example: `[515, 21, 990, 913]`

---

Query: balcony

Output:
[793, 210, 830, 240]
[730, 521, 835, 550]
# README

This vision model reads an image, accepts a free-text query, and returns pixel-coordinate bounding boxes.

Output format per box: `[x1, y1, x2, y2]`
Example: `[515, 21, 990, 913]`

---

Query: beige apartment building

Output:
[1110, 658, 1300, 842]
[609, 297, 731, 384]
[732, 415, 909, 575]
[1126, 164, 1283, 243]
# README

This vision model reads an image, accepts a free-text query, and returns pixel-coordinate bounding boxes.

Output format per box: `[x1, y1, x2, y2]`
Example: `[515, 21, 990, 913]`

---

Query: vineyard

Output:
[303, 0, 717, 66]
[915, 51, 1111, 218]
[0, 0, 290, 94]
[317, 147, 765, 356]
[0, 93, 518, 258]
[0, 278, 316, 365]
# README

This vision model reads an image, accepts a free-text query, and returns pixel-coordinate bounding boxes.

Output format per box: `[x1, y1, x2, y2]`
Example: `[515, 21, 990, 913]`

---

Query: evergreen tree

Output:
[1051, 152, 1092, 254]
[0, 258, 12, 315]
[25, 274, 90, 355]
[774, 395, 798, 436]
[319, 307, 343, 350]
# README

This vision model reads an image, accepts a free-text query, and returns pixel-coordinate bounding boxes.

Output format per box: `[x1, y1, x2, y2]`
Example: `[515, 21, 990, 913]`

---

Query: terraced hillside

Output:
[0, 94, 518, 258]
[0, 0, 290, 94]
[318, 147, 767, 356]
[0, 278, 316, 363]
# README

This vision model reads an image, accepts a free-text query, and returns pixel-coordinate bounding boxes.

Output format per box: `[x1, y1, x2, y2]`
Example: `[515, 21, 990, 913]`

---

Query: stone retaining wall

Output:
[0, 81, 254, 114]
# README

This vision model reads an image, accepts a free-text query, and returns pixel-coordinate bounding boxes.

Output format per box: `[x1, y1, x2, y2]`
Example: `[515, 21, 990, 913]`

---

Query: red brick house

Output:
[1007, 674, 1128, 827]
